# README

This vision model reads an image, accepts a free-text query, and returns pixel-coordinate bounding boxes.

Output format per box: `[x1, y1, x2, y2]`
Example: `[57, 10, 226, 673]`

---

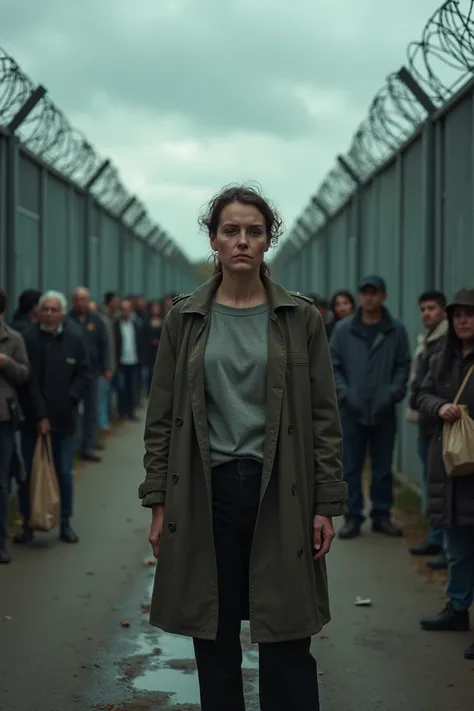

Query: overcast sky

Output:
[3, 0, 441, 262]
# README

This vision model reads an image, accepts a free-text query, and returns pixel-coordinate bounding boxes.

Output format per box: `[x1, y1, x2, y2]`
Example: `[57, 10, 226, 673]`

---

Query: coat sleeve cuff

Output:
[314, 501, 348, 517]
[141, 491, 166, 508]
[313, 481, 348, 517]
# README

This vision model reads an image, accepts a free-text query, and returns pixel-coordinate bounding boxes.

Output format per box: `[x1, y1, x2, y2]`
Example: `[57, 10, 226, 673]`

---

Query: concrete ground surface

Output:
[0, 418, 472, 711]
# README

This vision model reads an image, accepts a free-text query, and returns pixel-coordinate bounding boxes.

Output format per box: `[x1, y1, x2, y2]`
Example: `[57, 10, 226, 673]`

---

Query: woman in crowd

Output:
[144, 299, 163, 393]
[139, 184, 347, 711]
[417, 288, 474, 661]
[326, 289, 355, 338]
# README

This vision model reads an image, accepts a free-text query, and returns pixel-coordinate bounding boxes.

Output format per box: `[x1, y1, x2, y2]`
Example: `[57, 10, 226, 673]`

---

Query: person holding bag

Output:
[417, 288, 474, 661]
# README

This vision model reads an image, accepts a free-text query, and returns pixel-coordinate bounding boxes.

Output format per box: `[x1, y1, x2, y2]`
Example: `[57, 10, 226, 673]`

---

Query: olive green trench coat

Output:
[139, 275, 347, 643]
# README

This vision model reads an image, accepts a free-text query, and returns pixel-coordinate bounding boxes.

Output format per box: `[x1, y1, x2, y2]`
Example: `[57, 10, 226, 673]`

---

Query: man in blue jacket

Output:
[330, 275, 411, 539]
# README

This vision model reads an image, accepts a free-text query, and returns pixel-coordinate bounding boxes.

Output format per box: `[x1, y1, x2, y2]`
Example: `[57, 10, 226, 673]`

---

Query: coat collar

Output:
[351, 306, 394, 334]
[426, 318, 448, 344]
[181, 274, 298, 316]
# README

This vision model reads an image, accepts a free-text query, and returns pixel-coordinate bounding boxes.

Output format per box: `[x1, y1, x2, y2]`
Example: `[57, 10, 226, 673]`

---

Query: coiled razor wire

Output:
[0, 45, 182, 253]
[282, 0, 474, 256]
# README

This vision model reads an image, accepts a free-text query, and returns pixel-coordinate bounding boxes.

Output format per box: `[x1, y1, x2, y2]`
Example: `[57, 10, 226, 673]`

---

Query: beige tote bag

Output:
[442, 365, 474, 477]
[29, 434, 61, 531]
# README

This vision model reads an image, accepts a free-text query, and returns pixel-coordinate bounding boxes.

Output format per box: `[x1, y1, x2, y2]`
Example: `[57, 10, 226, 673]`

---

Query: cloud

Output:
[2, 0, 442, 261]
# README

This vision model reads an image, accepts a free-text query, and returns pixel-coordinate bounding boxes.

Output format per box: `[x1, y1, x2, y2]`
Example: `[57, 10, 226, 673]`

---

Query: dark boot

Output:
[60, 521, 79, 544]
[427, 552, 448, 571]
[421, 602, 470, 632]
[13, 528, 34, 545]
[464, 642, 474, 660]
[372, 519, 403, 537]
[409, 540, 442, 556]
[80, 451, 102, 462]
[338, 519, 362, 540]
[0, 547, 11, 564]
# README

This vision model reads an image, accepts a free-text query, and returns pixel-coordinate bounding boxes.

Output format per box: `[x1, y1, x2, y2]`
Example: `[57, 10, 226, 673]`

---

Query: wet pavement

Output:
[1, 418, 473, 710]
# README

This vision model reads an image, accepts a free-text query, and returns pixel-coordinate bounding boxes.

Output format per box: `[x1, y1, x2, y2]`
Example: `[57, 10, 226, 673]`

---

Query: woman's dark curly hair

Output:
[330, 289, 356, 320]
[199, 184, 284, 277]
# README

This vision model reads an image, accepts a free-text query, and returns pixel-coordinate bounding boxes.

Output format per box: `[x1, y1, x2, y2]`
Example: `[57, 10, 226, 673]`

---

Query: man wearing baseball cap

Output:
[330, 275, 411, 539]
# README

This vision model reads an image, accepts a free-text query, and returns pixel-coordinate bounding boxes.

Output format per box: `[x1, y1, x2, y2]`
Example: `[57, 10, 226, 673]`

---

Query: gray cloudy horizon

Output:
[3, 0, 442, 262]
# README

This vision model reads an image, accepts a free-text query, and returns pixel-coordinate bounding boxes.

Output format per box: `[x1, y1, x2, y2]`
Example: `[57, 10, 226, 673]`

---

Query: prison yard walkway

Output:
[0, 419, 472, 711]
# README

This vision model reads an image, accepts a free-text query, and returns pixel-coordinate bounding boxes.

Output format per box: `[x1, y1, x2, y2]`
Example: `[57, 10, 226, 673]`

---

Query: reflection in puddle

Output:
[134, 666, 199, 705]
[128, 623, 259, 707]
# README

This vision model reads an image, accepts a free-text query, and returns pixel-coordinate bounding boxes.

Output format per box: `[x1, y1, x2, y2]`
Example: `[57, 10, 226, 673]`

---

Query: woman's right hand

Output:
[149, 504, 165, 559]
[439, 403, 461, 422]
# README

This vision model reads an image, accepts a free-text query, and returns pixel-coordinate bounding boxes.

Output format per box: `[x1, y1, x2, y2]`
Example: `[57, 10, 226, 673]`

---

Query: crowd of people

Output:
[0, 286, 176, 563]
[310, 277, 474, 661]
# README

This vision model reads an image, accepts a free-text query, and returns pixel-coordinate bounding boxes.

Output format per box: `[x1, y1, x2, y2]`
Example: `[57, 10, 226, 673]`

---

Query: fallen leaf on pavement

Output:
[121, 620, 131, 628]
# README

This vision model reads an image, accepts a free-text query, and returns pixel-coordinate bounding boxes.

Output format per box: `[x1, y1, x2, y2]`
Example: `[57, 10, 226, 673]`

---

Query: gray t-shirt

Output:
[204, 301, 269, 468]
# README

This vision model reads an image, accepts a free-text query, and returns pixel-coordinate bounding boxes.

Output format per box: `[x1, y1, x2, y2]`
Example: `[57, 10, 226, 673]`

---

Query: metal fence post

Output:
[5, 134, 19, 303]
[420, 120, 436, 290]
[4, 85, 46, 303]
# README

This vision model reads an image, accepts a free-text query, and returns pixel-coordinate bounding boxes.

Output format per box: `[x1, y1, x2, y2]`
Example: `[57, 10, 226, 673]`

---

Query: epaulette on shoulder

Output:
[171, 293, 191, 306]
[289, 291, 315, 305]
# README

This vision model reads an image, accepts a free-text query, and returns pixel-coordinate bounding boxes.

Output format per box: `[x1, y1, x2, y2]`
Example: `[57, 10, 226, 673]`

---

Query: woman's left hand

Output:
[313, 515, 336, 560]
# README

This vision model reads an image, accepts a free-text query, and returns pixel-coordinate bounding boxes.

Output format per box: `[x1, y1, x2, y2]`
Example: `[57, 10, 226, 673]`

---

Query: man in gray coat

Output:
[330, 275, 411, 539]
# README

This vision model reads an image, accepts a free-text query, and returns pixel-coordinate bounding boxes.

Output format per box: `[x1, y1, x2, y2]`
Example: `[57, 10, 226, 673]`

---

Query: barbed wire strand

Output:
[282, 0, 474, 257]
[0, 45, 178, 250]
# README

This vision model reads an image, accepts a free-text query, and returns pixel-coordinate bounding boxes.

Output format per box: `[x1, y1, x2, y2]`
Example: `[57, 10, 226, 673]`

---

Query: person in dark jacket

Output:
[15, 291, 92, 546]
[406, 290, 448, 566]
[417, 288, 474, 661]
[69, 287, 110, 462]
[10, 289, 42, 338]
[330, 275, 411, 539]
[0, 289, 30, 564]
[143, 299, 163, 393]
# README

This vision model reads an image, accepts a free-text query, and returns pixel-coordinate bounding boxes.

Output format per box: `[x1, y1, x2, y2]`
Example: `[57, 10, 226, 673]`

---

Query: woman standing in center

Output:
[139, 185, 347, 711]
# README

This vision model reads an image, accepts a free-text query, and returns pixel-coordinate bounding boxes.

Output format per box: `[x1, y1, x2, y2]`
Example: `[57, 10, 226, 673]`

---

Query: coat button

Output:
[288, 425, 293, 434]
[297, 547, 304, 558]
[292, 485, 296, 496]
[175, 417, 183, 427]
[172, 473, 179, 483]
[168, 522, 177, 533]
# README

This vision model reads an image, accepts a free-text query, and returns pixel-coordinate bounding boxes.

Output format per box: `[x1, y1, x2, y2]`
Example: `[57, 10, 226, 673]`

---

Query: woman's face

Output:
[151, 302, 161, 317]
[453, 307, 474, 344]
[334, 295, 353, 320]
[210, 202, 270, 276]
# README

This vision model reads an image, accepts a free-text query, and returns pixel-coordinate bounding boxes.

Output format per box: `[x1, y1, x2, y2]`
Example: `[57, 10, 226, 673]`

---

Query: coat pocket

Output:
[287, 352, 309, 366]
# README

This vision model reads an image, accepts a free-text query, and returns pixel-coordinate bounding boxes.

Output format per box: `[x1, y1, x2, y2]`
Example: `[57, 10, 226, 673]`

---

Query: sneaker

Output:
[427, 553, 448, 571]
[421, 602, 470, 632]
[13, 528, 34, 545]
[0, 547, 11, 564]
[464, 642, 474, 660]
[409, 540, 442, 556]
[372, 519, 403, 537]
[338, 519, 362, 540]
[80, 451, 102, 463]
[60, 522, 79, 544]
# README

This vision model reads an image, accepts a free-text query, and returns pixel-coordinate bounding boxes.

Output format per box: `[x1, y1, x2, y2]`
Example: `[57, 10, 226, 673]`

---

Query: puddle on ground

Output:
[123, 624, 259, 707]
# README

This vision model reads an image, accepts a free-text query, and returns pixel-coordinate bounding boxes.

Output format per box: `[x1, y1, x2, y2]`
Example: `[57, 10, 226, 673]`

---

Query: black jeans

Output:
[193, 459, 320, 711]
[117, 364, 136, 419]
[0, 421, 15, 547]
